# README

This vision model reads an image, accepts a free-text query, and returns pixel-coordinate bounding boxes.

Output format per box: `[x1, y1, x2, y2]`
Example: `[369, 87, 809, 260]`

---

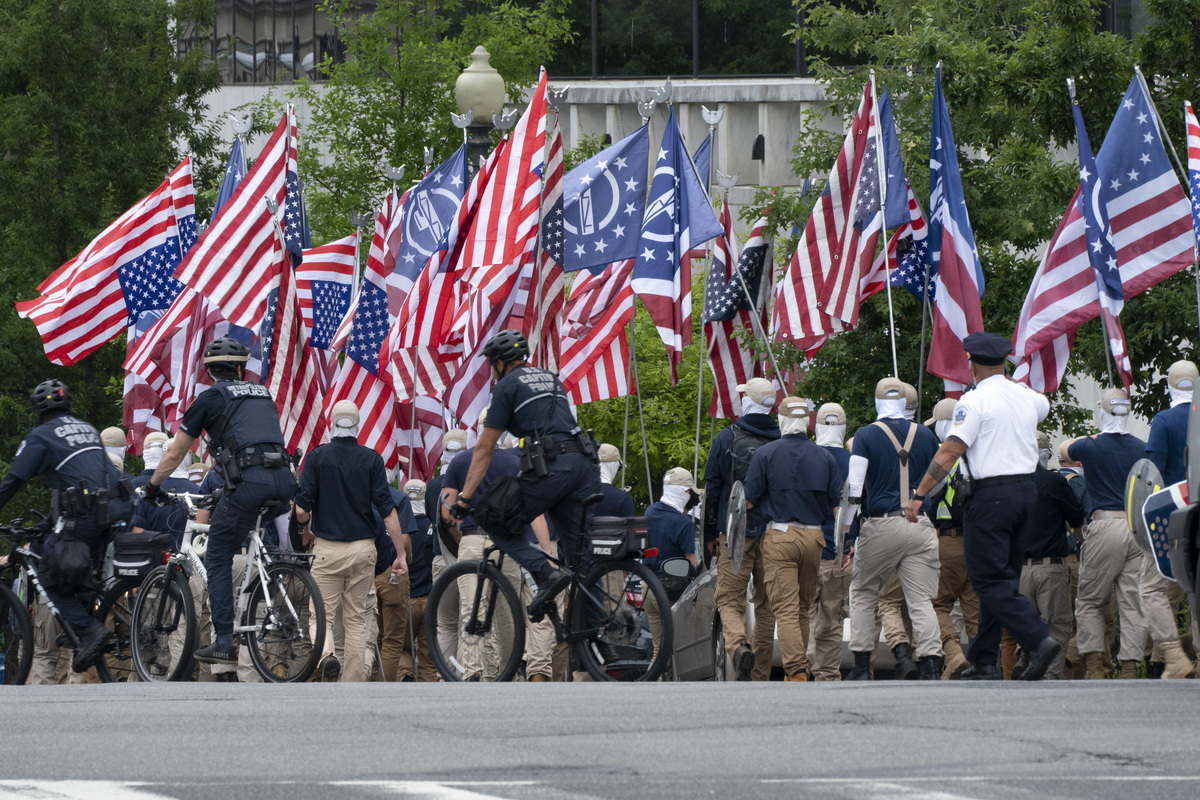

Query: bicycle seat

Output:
[580, 493, 604, 509]
[258, 501, 290, 519]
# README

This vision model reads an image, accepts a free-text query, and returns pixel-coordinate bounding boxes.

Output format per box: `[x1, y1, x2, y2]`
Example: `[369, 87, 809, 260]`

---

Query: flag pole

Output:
[621, 332, 631, 490]
[629, 308, 654, 494]
[916, 267, 931, 415]
[870, 68, 900, 379]
[692, 106, 724, 480]
[406, 399, 417, 478]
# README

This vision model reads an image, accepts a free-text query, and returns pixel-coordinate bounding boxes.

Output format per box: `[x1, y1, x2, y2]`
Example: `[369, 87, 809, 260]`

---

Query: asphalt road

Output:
[1, 682, 1197, 800]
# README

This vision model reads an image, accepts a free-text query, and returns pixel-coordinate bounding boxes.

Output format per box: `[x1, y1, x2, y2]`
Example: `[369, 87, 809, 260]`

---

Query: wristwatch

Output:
[911, 492, 925, 503]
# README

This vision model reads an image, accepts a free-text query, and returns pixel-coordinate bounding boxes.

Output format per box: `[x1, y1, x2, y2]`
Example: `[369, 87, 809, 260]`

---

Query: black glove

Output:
[448, 497, 472, 520]
[143, 483, 170, 506]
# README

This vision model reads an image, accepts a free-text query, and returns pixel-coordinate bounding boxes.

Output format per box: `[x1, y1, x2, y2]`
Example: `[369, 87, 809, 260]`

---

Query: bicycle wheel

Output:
[424, 559, 525, 682]
[92, 578, 138, 683]
[245, 563, 324, 683]
[130, 565, 197, 682]
[0, 583, 34, 685]
[571, 558, 673, 682]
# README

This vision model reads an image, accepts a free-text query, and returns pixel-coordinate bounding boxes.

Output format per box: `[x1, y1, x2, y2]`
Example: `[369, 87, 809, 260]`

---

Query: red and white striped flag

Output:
[296, 233, 357, 392]
[559, 259, 635, 404]
[519, 113, 565, 370]
[394, 395, 446, 482]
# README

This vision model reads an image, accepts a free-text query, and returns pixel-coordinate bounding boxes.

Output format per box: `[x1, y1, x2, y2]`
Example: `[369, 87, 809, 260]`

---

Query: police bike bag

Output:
[587, 516, 650, 560]
[112, 529, 173, 580]
[472, 475, 526, 539]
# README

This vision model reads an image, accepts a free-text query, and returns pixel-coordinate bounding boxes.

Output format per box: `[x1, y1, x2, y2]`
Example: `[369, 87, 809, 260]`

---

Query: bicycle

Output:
[0, 518, 139, 685]
[129, 490, 325, 683]
[424, 495, 674, 682]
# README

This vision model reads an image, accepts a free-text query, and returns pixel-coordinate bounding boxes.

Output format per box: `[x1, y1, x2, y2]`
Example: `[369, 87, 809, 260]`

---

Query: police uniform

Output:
[177, 378, 296, 655]
[945, 333, 1056, 678]
[744, 397, 841, 680]
[1066, 396, 1148, 677]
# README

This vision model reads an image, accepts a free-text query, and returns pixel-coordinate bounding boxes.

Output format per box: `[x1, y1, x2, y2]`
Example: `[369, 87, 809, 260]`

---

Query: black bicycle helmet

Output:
[481, 330, 530, 365]
[203, 335, 251, 366]
[31, 379, 71, 415]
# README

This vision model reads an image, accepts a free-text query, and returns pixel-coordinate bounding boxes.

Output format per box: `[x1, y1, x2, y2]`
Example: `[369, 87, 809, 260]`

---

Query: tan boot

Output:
[942, 651, 969, 680]
[1160, 641, 1197, 679]
[784, 672, 808, 681]
[1119, 660, 1140, 679]
[528, 673, 550, 683]
[1084, 652, 1108, 679]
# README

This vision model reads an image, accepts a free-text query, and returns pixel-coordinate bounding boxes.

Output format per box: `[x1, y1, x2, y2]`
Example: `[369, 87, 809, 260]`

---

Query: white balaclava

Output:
[779, 415, 808, 436]
[740, 397, 773, 416]
[815, 423, 846, 448]
[660, 484, 692, 514]
[1100, 408, 1128, 434]
[104, 445, 126, 463]
[934, 419, 952, 443]
[1169, 384, 1193, 408]
[875, 398, 908, 420]
[142, 442, 165, 471]
[331, 417, 358, 439]
[600, 461, 620, 485]
[1037, 447, 1053, 470]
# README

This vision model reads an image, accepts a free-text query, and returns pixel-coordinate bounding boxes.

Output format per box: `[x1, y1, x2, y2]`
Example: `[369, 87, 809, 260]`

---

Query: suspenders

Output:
[870, 421, 919, 501]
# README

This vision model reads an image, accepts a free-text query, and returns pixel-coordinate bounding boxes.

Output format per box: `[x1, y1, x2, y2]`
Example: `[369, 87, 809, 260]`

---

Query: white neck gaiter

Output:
[1100, 410, 1128, 434]
[815, 423, 845, 448]
[1169, 385, 1193, 408]
[143, 444, 164, 471]
[660, 484, 691, 514]
[779, 416, 808, 436]
[740, 398, 773, 417]
[600, 461, 620, 485]
[105, 445, 126, 464]
[1038, 448, 1052, 469]
[875, 398, 908, 420]
[409, 498, 424, 517]
[903, 406, 917, 421]
[331, 423, 358, 439]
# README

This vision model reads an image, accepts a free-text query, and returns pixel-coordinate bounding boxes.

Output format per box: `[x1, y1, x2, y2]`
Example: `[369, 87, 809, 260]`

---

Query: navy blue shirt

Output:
[409, 509, 435, 598]
[371, 487, 419, 578]
[1147, 403, 1188, 485]
[820, 446, 851, 560]
[596, 483, 636, 518]
[131, 475, 197, 550]
[1068, 433, 1146, 512]
[744, 434, 841, 527]
[295, 438, 395, 542]
[443, 446, 521, 533]
[644, 501, 695, 575]
[701, 414, 780, 541]
[852, 420, 938, 515]
[131, 468, 155, 489]
[425, 474, 446, 557]
[1058, 468, 1089, 511]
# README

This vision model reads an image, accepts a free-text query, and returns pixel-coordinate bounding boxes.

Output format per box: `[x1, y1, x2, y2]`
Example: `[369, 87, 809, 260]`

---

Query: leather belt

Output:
[768, 521, 821, 532]
[939, 528, 963, 538]
[1091, 510, 1126, 520]
[1025, 556, 1065, 566]
[866, 510, 905, 519]
[974, 474, 1034, 490]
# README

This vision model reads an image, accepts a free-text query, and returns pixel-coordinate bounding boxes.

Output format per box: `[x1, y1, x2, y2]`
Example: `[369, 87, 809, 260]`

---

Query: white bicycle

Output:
[129, 490, 325, 682]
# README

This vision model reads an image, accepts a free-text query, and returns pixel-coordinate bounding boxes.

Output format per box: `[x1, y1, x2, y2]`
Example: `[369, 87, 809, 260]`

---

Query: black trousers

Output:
[39, 516, 108, 636]
[490, 453, 601, 573]
[962, 481, 1049, 666]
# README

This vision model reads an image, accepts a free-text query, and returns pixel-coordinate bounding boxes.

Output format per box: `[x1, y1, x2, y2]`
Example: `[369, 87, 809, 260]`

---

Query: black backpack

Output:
[727, 426, 770, 486]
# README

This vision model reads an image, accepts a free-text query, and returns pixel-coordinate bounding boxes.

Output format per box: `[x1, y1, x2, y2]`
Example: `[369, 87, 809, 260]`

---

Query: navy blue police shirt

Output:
[443, 446, 522, 533]
[820, 445, 852, 560]
[743, 434, 841, 528]
[1068, 433, 1147, 512]
[178, 379, 285, 453]
[485, 365, 578, 440]
[1147, 403, 1188, 486]
[644, 501, 696, 575]
[294, 437, 395, 542]
[131, 475, 197, 550]
[0, 413, 110, 507]
[851, 420, 938, 515]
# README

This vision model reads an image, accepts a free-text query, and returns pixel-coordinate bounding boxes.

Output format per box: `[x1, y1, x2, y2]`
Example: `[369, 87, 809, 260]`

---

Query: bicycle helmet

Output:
[481, 330, 529, 365]
[31, 379, 71, 415]
[203, 335, 251, 365]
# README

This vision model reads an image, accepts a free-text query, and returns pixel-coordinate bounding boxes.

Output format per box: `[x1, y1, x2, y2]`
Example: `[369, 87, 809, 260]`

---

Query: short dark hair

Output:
[207, 362, 241, 380]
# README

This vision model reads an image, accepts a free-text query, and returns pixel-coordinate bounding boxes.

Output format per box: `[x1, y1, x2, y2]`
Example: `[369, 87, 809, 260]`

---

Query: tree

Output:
[0, 0, 222, 514]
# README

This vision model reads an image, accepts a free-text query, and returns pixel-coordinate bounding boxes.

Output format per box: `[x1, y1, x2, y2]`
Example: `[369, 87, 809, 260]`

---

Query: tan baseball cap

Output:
[404, 479, 427, 500]
[331, 400, 360, 428]
[901, 382, 918, 410]
[443, 430, 467, 453]
[598, 443, 622, 463]
[816, 402, 846, 425]
[107, 452, 124, 469]
[1100, 387, 1131, 416]
[875, 377, 905, 400]
[478, 407, 490, 428]
[663, 467, 699, 491]
[1037, 430, 1050, 450]
[1168, 360, 1198, 391]
[923, 398, 957, 426]
[778, 396, 810, 419]
[100, 426, 126, 448]
[142, 431, 169, 450]
[736, 377, 778, 407]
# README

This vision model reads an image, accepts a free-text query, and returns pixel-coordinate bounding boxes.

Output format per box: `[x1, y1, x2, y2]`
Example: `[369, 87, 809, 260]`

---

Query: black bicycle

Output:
[424, 496, 674, 682]
[0, 519, 139, 685]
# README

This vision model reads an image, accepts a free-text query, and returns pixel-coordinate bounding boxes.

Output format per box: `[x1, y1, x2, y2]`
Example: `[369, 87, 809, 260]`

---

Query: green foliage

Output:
[0, 0, 221, 518]
[292, 0, 574, 245]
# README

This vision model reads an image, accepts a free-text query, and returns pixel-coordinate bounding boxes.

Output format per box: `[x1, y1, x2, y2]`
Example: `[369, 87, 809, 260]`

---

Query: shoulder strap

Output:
[870, 421, 919, 501]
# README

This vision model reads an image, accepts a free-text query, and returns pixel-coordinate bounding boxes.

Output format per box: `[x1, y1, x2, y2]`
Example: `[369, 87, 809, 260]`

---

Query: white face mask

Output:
[815, 423, 845, 448]
[599, 460, 620, 485]
[779, 416, 808, 436]
[104, 445, 126, 463]
[1037, 448, 1052, 469]
[142, 444, 164, 471]
[1100, 409, 1129, 434]
[1169, 385, 1193, 408]
[409, 497, 425, 517]
[740, 397, 773, 416]
[875, 398, 908, 420]
[661, 484, 692, 513]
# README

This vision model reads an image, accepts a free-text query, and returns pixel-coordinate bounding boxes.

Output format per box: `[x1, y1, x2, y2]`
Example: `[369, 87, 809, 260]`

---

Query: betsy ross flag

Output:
[1071, 90, 1133, 391]
[704, 203, 771, 418]
[1012, 77, 1193, 391]
[926, 65, 984, 387]
[559, 259, 635, 404]
[632, 106, 724, 384]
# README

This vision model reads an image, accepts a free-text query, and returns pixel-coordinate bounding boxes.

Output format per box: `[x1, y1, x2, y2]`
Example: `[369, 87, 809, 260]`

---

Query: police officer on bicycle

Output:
[448, 330, 601, 615]
[146, 336, 296, 666]
[0, 380, 134, 672]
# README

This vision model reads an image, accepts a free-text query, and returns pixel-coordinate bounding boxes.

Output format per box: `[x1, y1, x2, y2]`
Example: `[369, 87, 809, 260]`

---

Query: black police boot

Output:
[194, 641, 238, 665]
[1022, 637, 1064, 682]
[917, 655, 944, 681]
[71, 625, 114, 673]
[527, 565, 570, 622]
[892, 643, 918, 680]
[845, 651, 872, 681]
[960, 662, 1001, 681]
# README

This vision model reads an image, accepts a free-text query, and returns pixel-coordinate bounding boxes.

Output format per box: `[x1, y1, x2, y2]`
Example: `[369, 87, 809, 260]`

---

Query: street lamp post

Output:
[454, 46, 507, 172]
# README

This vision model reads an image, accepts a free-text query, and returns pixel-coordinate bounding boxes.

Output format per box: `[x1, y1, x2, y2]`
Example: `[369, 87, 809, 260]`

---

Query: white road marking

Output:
[0, 782, 177, 800]
[759, 776, 1200, 783]
[332, 781, 538, 800]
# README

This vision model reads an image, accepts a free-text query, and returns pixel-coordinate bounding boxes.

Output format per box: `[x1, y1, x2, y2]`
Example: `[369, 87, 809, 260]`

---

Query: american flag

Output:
[860, 185, 931, 302]
[559, 259, 635, 404]
[704, 203, 771, 418]
[212, 135, 246, 222]
[632, 105, 724, 384]
[296, 234, 356, 392]
[1012, 76, 1193, 390]
[773, 79, 875, 351]
[1184, 100, 1200, 264]
[520, 114, 566, 370]
[394, 395, 446, 482]
[1071, 93, 1132, 391]
[926, 65, 984, 387]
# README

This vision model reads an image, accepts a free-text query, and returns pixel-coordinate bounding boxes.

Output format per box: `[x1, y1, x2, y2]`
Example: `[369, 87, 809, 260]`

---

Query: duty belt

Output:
[974, 474, 1033, 490]
[542, 439, 589, 456]
[236, 444, 288, 470]
[1024, 556, 1065, 566]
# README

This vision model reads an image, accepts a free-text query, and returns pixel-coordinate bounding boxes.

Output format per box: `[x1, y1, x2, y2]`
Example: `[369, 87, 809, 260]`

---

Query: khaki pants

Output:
[197, 555, 260, 682]
[457, 534, 522, 680]
[808, 557, 851, 681]
[714, 537, 775, 681]
[407, 595, 437, 681]
[431, 552, 458, 668]
[521, 543, 559, 680]
[1139, 554, 1182, 646]
[29, 600, 68, 685]
[762, 524, 823, 677]
[332, 580, 379, 679]
[1075, 516, 1146, 660]
[375, 571, 412, 681]
[849, 516, 942, 659]
[933, 533, 978, 664]
[878, 572, 912, 650]
[1019, 562, 1072, 679]
[312, 538, 377, 682]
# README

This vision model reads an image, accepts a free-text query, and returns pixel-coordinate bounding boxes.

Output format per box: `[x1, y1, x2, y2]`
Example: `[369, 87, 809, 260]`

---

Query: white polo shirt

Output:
[949, 375, 1049, 479]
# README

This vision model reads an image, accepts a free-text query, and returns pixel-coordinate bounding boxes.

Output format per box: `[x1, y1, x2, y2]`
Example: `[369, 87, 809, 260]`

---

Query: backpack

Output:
[727, 426, 771, 486]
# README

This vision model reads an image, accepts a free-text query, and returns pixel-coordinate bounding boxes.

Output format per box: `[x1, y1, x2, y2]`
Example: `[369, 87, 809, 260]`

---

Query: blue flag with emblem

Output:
[393, 144, 469, 284]
[693, 133, 712, 195]
[561, 125, 650, 273]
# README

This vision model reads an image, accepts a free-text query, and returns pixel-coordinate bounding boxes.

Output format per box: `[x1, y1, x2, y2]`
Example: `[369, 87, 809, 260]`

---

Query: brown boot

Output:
[1119, 660, 1140, 679]
[943, 650, 969, 680]
[528, 674, 551, 683]
[784, 672, 808, 682]
[1160, 641, 1197, 679]
[1084, 652, 1108, 679]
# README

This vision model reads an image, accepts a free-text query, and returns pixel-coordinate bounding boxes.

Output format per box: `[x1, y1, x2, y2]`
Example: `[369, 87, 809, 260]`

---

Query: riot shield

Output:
[1125, 458, 1163, 552]
[726, 480, 747, 574]
[1143, 480, 1189, 580]
[833, 476, 852, 560]
[1190, 398, 1200, 502]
